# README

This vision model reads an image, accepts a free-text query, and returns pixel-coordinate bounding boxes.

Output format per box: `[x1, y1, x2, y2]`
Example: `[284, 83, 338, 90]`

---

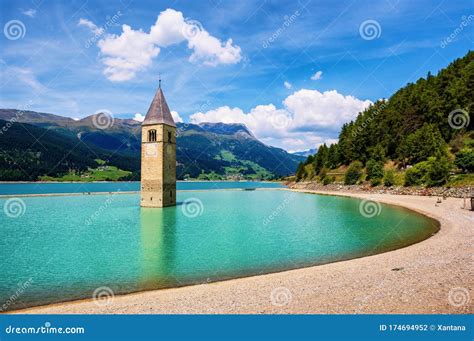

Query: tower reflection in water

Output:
[139, 207, 177, 289]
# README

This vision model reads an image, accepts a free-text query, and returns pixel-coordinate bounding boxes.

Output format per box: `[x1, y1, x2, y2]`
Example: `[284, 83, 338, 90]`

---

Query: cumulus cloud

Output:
[133, 113, 145, 122]
[79, 9, 241, 81]
[310, 70, 323, 80]
[133, 110, 183, 123]
[171, 110, 183, 123]
[190, 89, 371, 151]
[284, 81, 292, 89]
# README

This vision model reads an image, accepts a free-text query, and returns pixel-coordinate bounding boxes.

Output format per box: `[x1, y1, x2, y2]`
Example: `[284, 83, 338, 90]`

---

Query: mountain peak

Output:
[198, 122, 255, 138]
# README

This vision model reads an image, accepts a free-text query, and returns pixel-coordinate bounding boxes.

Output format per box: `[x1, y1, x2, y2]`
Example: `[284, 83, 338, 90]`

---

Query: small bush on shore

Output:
[455, 149, 474, 172]
[404, 161, 429, 186]
[366, 159, 384, 186]
[366, 159, 384, 180]
[344, 161, 363, 185]
[383, 169, 396, 187]
[425, 156, 451, 187]
[370, 177, 382, 186]
[322, 175, 335, 185]
[319, 167, 328, 180]
[404, 156, 451, 187]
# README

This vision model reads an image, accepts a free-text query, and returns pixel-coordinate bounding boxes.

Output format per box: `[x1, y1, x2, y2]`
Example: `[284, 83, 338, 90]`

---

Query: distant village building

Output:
[140, 81, 176, 207]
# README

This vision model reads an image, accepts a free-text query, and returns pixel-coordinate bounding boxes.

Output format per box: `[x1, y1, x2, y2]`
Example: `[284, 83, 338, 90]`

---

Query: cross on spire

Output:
[158, 73, 162, 88]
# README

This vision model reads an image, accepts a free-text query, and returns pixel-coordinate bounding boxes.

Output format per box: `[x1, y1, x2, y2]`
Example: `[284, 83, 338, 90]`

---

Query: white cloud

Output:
[190, 89, 371, 151]
[310, 70, 323, 80]
[98, 25, 159, 81]
[171, 110, 183, 123]
[133, 113, 145, 122]
[22, 9, 36, 18]
[187, 32, 241, 66]
[79, 9, 241, 82]
[1, 66, 47, 94]
[78, 18, 104, 35]
[133, 110, 183, 123]
[284, 81, 292, 89]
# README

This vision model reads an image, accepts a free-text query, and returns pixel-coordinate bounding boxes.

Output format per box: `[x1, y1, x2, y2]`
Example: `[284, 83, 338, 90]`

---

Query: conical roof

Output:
[142, 85, 176, 127]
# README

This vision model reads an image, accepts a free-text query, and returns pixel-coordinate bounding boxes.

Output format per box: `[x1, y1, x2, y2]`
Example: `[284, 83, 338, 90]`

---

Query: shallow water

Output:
[0, 190, 438, 311]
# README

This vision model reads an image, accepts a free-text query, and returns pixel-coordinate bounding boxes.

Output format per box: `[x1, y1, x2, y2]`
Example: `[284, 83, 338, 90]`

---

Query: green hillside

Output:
[0, 113, 304, 181]
[297, 51, 474, 187]
[0, 120, 137, 181]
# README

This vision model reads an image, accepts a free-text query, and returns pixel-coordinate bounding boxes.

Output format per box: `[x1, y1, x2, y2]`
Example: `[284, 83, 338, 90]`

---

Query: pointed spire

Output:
[142, 81, 176, 127]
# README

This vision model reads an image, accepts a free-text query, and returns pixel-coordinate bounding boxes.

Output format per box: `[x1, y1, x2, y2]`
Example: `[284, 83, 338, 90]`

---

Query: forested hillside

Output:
[297, 51, 473, 187]
[0, 112, 303, 181]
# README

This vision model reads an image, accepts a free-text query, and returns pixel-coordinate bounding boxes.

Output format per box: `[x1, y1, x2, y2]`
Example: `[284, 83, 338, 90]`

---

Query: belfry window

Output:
[148, 129, 157, 142]
[168, 131, 172, 142]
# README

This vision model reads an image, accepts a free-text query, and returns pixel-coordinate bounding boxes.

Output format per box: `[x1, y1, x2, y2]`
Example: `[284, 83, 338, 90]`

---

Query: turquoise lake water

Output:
[0, 189, 438, 311]
[0, 181, 283, 195]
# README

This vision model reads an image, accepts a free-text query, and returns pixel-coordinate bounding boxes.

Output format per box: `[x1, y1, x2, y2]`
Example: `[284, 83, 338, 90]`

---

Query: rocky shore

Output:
[287, 181, 473, 200]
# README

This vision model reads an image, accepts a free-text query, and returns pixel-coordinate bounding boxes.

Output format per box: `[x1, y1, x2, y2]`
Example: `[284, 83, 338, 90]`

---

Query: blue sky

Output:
[0, 0, 472, 151]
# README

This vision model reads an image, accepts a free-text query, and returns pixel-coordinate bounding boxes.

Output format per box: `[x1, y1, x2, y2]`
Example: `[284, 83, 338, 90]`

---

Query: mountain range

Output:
[0, 109, 304, 181]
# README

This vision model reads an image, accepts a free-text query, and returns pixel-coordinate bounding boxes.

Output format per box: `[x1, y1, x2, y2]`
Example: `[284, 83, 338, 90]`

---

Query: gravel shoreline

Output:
[287, 181, 474, 199]
[9, 189, 473, 314]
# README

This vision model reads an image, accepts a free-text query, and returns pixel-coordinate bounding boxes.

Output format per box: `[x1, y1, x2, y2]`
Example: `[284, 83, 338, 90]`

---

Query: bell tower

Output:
[140, 80, 176, 207]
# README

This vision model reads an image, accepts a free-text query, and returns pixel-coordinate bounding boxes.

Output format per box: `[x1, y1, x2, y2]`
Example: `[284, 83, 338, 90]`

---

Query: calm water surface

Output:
[0, 181, 283, 195]
[0, 189, 438, 310]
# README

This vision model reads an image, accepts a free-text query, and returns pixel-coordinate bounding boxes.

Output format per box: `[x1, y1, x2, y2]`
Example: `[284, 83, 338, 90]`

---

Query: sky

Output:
[0, 0, 472, 152]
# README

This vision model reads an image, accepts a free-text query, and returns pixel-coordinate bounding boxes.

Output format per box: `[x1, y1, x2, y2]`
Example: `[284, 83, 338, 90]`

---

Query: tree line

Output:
[297, 51, 473, 186]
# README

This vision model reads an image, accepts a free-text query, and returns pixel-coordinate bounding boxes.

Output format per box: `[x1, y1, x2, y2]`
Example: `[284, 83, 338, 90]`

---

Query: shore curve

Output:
[10, 190, 473, 314]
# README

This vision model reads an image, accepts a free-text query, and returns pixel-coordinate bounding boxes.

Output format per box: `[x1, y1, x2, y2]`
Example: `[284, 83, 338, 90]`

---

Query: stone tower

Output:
[140, 82, 176, 207]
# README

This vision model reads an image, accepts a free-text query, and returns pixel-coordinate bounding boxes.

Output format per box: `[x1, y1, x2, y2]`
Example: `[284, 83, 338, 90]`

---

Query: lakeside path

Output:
[12, 190, 473, 314]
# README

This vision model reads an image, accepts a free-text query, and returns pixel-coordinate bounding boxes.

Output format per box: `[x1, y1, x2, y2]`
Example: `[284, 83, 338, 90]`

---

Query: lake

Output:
[0, 186, 438, 311]
[0, 181, 284, 195]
